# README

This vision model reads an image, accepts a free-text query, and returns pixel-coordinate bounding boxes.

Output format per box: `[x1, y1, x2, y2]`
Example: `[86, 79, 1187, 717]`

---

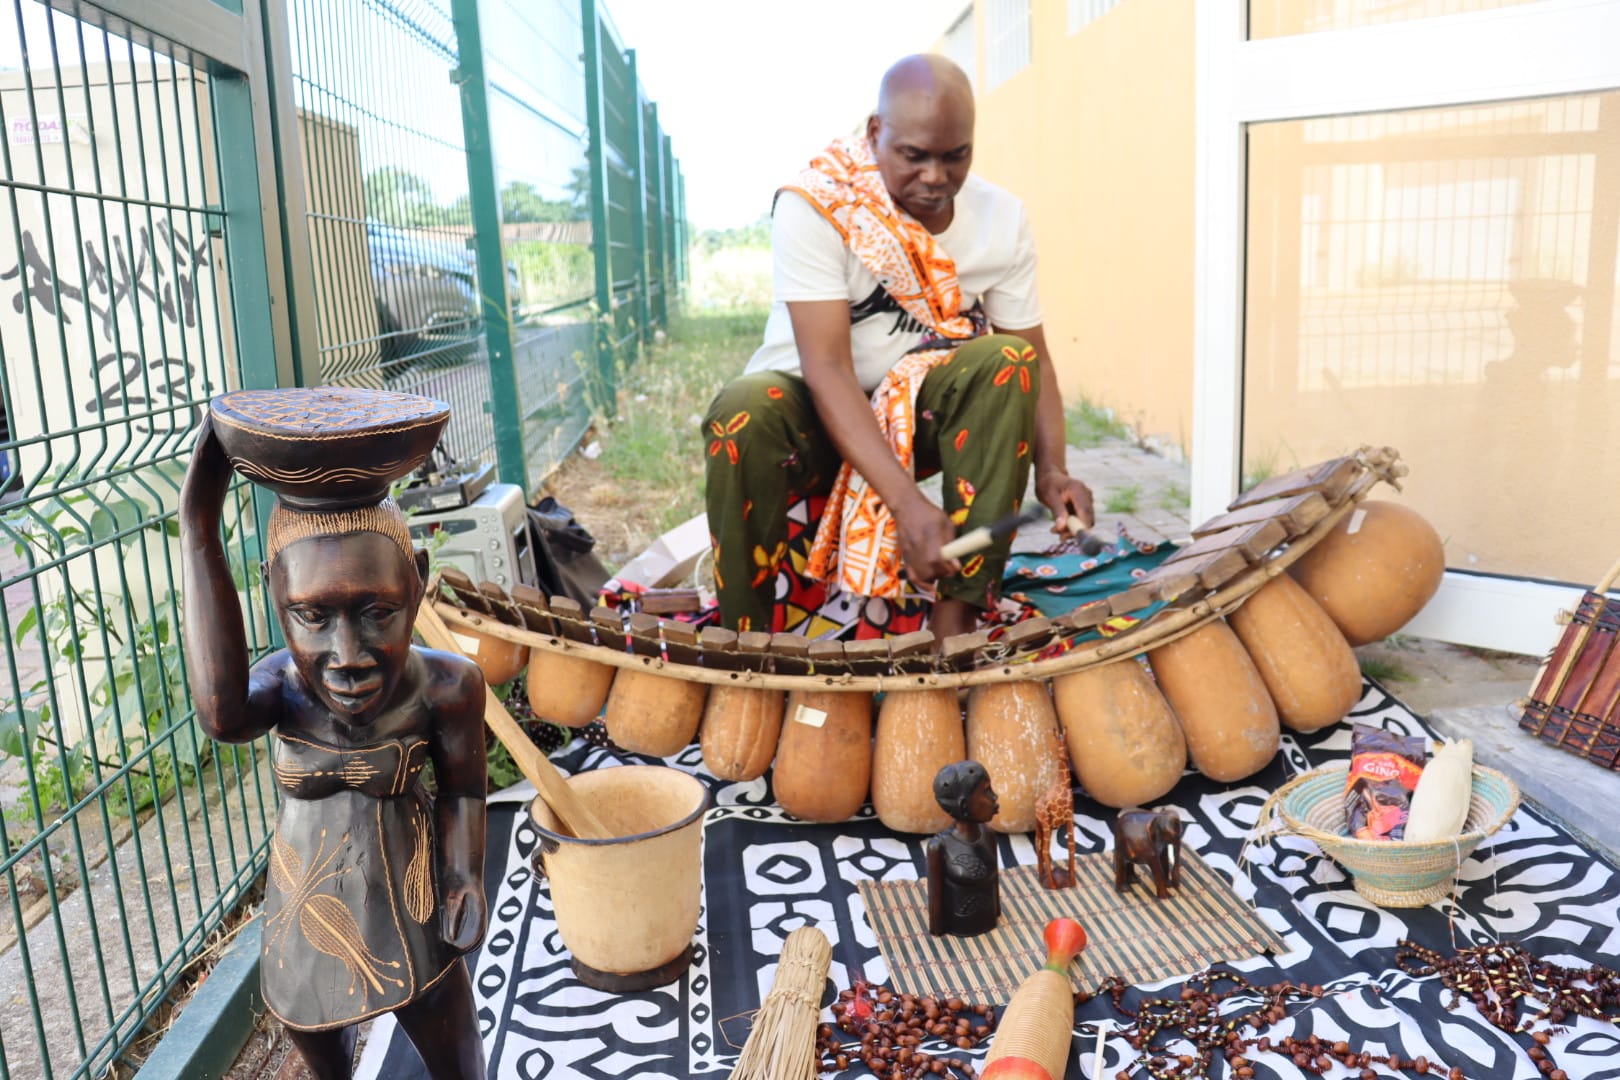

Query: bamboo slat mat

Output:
[857, 851, 1285, 1003]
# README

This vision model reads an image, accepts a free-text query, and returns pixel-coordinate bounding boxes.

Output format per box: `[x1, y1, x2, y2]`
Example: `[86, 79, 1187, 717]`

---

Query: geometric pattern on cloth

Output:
[774, 494, 931, 640]
[858, 855, 1286, 1001]
[354, 680, 1620, 1080]
[805, 346, 953, 601]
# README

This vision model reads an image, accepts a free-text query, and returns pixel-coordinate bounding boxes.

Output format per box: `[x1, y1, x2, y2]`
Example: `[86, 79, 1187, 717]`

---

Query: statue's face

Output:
[270, 532, 422, 724]
[967, 777, 999, 824]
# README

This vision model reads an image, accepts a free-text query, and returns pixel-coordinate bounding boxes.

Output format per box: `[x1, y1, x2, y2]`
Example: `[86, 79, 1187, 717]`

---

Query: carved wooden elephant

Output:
[1112, 808, 1183, 900]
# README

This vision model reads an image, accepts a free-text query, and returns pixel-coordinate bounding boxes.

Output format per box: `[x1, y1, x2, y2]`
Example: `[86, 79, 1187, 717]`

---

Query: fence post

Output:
[581, 0, 617, 405]
[676, 167, 688, 290]
[450, 0, 528, 488]
[660, 132, 676, 316]
[627, 50, 652, 351]
[647, 105, 667, 330]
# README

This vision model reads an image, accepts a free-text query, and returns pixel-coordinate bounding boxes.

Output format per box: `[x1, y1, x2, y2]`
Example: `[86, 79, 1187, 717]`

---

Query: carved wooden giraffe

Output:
[1034, 728, 1077, 890]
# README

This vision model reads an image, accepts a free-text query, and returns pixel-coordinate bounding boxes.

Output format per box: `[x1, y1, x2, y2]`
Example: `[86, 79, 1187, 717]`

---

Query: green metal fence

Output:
[0, 0, 685, 1075]
[288, 0, 681, 493]
[583, 0, 673, 401]
[0, 3, 290, 1077]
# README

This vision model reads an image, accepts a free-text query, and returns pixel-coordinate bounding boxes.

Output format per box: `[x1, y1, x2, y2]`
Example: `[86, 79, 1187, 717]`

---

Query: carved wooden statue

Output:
[1112, 808, 1183, 901]
[926, 761, 1001, 937]
[180, 389, 487, 1080]
[1033, 730, 1077, 890]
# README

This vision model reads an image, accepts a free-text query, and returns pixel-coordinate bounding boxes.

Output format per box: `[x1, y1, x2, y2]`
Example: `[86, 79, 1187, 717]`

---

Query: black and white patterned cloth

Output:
[355, 681, 1620, 1079]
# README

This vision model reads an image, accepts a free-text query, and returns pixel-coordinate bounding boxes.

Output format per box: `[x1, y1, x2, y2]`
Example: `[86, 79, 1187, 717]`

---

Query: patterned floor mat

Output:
[355, 680, 1620, 1079]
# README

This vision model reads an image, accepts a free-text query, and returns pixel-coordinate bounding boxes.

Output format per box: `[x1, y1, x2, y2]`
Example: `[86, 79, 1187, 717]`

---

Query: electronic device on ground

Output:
[407, 482, 535, 591]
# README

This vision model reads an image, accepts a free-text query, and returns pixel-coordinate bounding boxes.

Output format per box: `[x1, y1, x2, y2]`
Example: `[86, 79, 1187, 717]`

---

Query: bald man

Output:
[702, 55, 1092, 638]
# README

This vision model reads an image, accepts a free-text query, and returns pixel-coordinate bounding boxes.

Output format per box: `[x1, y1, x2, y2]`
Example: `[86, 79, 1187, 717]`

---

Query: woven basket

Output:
[1255, 763, 1519, 908]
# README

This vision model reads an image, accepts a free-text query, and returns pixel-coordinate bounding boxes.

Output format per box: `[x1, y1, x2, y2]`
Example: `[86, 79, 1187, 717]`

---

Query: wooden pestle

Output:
[415, 601, 610, 840]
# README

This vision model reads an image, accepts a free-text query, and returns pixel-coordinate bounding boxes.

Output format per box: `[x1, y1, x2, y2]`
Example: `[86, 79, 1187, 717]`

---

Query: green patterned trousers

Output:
[702, 333, 1040, 633]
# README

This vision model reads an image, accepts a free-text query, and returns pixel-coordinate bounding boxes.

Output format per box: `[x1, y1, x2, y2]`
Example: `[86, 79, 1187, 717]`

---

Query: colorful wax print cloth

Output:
[777, 134, 1001, 604]
[358, 681, 1620, 1079]
[1001, 526, 1173, 622]
[703, 337, 1038, 632]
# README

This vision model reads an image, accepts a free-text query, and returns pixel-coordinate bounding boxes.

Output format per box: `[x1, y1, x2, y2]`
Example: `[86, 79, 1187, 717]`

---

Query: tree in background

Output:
[363, 166, 448, 228]
[695, 215, 769, 257]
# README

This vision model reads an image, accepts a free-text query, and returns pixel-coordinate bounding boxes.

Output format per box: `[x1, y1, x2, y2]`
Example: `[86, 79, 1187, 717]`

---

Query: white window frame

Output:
[1068, 0, 1122, 35]
[985, 0, 1032, 91]
[1193, 0, 1620, 655]
[941, 5, 977, 89]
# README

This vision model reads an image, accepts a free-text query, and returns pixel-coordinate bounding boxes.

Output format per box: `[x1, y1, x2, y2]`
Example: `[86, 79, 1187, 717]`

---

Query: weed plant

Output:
[1064, 397, 1129, 448]
[1103, 484, 1141, 514]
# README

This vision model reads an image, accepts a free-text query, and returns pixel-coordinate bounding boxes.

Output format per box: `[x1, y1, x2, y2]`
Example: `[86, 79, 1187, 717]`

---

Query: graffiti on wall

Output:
[0, 217, 211, 436]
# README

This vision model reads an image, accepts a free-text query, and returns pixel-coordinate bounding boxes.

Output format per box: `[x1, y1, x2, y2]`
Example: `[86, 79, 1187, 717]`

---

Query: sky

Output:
[606, 0, 968, 232]
[0, 0, 969, 232]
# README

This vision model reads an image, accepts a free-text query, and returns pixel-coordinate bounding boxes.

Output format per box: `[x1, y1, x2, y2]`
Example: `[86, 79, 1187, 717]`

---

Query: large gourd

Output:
[605, 670, 708, 757]
[1051, 659, 1186, 808]
[448, 625, 528, 686]
[966, 682, 1063, 833]
[1228, 573, 1362, 733]
[697, 630, 783, 781]
[1288, 499, 1445, 646]
[774, 690, 873, 823]
[604, 614, 707, 757]
[699, 687, 784, 781]
[526, 650, 615, 727]
[1147, 620, 1279, 783]
[872, 690, 964, 834]
[522, 596, 617, 728]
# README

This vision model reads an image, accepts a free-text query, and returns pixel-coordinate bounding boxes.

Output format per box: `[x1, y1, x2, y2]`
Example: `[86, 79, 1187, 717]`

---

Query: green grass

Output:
[593, 309, 766, 534]
[1159, 482, 1189, 510]
[1359, 656, 1416, 683]
[1065, 396, 1130, 449]
[1103, 484, 1140, 514]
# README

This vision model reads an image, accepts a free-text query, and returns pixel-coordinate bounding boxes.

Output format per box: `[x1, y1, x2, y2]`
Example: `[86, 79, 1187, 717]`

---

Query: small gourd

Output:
[1404, 739, 1474, 842]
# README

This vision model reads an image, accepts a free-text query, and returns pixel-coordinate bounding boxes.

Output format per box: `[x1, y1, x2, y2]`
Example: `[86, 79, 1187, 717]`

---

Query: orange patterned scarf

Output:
[788, 135, 983, 601]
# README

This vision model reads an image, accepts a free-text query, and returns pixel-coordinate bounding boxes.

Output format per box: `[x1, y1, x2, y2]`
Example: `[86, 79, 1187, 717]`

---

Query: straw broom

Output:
[729, 925, 833, 1080]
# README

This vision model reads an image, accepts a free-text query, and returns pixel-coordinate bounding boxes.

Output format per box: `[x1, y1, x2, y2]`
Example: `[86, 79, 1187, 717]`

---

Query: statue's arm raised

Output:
[179, 417, 282, 743]
[426, 652, 488, 953]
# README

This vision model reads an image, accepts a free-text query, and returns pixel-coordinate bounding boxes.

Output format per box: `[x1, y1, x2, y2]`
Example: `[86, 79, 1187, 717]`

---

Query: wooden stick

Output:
[940, 506, 1049, 560]
[415, 602, 611, 840]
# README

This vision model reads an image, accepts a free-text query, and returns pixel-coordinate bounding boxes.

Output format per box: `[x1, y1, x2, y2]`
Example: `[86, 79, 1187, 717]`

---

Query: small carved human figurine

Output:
[927, 761, 1001, 937]
[1112, 808, 1183, 901]
[1033, 730, 1077, 890]
[180, 407, 488, 1080]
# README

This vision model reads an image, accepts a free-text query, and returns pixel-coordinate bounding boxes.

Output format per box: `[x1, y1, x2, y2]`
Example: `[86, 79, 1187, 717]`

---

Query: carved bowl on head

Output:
[209, 386, 449, 510]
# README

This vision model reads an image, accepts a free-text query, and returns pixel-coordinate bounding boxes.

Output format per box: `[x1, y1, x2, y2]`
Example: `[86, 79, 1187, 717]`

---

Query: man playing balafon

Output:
[703, 54, 1094, 638]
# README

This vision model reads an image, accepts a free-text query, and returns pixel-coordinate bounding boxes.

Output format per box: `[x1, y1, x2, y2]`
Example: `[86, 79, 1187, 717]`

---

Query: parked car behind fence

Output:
[367, 222, 482, 377]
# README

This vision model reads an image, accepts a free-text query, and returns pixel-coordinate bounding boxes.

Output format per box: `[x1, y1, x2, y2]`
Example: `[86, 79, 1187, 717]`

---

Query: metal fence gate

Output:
[0, 0, 685, 1076]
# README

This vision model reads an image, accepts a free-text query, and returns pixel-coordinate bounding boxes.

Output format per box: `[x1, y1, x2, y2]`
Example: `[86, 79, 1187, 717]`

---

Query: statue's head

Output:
[933, 760, 998, 825]
[266, 498, 427, 725]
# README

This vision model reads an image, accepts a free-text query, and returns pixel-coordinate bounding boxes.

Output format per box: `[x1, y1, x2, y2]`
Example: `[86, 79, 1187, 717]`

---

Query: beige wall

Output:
[961, 0, 1197, 454]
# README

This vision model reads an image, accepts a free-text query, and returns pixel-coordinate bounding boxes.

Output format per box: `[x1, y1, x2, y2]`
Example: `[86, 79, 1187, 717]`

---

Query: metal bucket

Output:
[528, 765, 710, 990]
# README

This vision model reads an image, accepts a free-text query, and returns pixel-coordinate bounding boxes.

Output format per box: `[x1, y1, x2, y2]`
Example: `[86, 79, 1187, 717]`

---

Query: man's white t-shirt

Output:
[745, 174, 1043, 394]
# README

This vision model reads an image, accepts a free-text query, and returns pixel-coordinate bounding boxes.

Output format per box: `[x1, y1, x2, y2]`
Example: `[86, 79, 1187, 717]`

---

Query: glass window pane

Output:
[1249, 0, 1547, 39]
[986, 0, 1031, 90]
[942, 6, 976, 88]
[1243, 93, 1620, 584]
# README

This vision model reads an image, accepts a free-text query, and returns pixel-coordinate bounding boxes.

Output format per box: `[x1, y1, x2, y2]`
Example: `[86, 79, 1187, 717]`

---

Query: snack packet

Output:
[1344, 724, 1427, 841]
